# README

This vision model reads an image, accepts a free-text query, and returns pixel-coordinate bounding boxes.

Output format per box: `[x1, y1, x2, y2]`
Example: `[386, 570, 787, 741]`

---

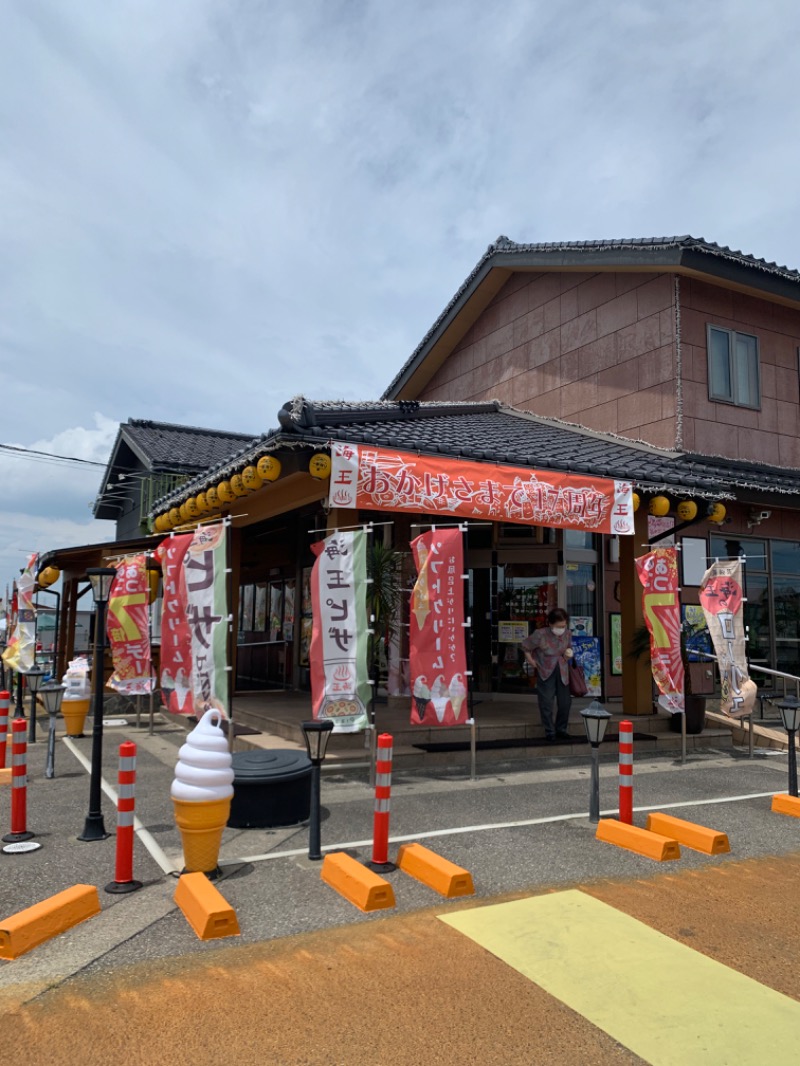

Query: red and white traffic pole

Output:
[2, 719, 37, 847]
[0, 690, 9, 770]
[618, 719, 633, 824]
[105, 741, 142, 893]
[367, 733, 396, 873]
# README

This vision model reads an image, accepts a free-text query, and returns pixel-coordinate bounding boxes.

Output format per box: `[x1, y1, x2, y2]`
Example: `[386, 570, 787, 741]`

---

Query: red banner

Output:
[155, 533, 194, 714]
[699, 559, 757, 718]
[107, 554, 152, 695]
[330, 442, 634, 535]
[636, 547, 684, 714]
[409, 527, 469, 726]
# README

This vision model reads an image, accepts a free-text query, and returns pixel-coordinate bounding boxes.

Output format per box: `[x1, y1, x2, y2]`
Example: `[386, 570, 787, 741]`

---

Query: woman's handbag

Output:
[568, 660, 588, 697]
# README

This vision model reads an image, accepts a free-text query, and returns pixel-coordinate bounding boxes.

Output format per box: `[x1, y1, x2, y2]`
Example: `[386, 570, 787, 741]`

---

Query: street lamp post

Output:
[24, 665, 46, 744]
[777, 695, 800, 798]
[301, 719, 335, 861]
[580, 699, 613, 823]
[78, 567, 116, 842]
[41, 682, 66, 780]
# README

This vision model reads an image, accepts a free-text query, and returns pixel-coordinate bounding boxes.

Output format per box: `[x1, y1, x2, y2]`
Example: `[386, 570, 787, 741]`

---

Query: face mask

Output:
[551, 626, 566, 636]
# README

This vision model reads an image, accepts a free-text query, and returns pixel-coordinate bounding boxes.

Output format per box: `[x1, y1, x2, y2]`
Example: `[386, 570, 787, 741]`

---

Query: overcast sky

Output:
[2, 0, 800, 598]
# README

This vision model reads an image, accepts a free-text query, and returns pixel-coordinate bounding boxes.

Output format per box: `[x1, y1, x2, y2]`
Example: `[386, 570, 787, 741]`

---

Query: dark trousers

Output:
[536, 669, 571, 736]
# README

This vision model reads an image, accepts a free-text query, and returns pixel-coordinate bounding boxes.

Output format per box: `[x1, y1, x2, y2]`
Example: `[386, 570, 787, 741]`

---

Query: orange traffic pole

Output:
[0, 690, 9, 770]
[106, 741, 142, 894]
[2, 719, 36, 846]
[368, 733, 396, 873]
[619, 719, 633, 825]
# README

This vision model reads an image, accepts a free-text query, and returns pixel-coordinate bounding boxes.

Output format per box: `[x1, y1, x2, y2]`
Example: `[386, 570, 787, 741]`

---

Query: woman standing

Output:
[521, 608, 574, 742]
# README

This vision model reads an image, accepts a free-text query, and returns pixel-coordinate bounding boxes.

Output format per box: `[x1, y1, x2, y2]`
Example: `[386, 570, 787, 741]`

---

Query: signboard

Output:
[330, 443, 634, 535]
[498, 621, 529, 643]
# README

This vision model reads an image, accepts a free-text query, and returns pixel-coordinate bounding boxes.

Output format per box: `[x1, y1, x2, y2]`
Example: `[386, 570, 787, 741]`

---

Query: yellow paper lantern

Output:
[218, 480, 235, 504]
[242, 465, 263, 491]
[648, 495, 670, 517]
[230, 474, 248, 497]
[206, 487, 220, 509]
[179, 502, 190, 522]
[257, 455, 281, 481]
[153, 514, 166, 532]
[169, 507, 181, 526]
[308, 453, 332, 480]
[631, 492, 640, 512]
[195, 492, 210, 514]
[676, 500, 698, 522]
[147, 569, 161, 604]
[185, 497, 199, 519]
[708, 502, 727, 524]
[38, 566, 60, 589]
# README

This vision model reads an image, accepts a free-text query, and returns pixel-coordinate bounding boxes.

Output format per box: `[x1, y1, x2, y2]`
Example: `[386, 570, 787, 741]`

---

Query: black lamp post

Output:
[78, 567, 116, 842]
[777, 695, 800, 798]
[580, 699, 613, 823]
[301, 719, 335, 860]
[24, 665, 46, 744]
[41, 682, 65, 780]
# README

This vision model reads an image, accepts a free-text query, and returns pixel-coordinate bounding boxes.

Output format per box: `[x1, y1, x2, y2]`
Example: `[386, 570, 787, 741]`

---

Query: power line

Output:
[0, 443, 106, 468]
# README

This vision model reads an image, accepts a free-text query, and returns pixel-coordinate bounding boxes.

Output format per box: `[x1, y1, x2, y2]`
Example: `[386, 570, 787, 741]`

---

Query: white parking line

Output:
[221, 789, 781, 866]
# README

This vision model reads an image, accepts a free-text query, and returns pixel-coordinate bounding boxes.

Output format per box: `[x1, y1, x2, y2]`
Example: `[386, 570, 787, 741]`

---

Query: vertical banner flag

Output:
[184, 522, 229, 717]
[309, 529, 370, 733]
[2, 552, 37, 673]
[155, 533, 195, 714]
[699, 559, 757, 718]
[636, 546, 684, 714]
[409, 527, 469, 726]
[107, 554, 153, 694]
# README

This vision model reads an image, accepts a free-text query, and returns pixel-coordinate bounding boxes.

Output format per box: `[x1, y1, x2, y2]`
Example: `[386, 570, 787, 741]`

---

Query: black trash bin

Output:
[228, 750, 312, 829]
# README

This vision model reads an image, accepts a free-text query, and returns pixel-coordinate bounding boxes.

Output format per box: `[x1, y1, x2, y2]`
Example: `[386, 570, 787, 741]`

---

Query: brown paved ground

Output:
[3, 853, 800, 1066]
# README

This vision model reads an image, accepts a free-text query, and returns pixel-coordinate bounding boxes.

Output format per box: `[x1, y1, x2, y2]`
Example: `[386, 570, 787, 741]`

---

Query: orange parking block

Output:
[771, 793, 800, 818]
[645, 812, 730, 855]
[396, 842, 475, 898]
[0, 885, 101, 961]
[321, 852, 395, 912]
[596, 819, 681, 861]
[174, 872, 240, 941]
[0, 767, 11, 786]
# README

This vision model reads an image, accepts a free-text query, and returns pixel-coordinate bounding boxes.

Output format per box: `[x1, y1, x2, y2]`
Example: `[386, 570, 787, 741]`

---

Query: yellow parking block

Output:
[596, 818, 680, 861]
[321, 852, 395, 912]
[645, 812, 730, 855]
[771, 793, 800, 818]
[0, 885, 101, 961]
[396, 842, 474, 898]
[174, 873, 240, 941]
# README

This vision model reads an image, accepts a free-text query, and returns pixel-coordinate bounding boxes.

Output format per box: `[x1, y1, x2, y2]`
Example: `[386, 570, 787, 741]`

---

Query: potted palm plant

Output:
[629, 620, 706, 733]
[366, 542, 404, 700]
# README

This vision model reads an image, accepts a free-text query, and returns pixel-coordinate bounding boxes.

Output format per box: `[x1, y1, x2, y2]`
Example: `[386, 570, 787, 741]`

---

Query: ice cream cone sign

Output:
[171, 710, 234, 874]
[412, 542, 430, 629]
[449, 672, 467, 719]
[413, 674, 430, 721]
[430, 674, 449, 724]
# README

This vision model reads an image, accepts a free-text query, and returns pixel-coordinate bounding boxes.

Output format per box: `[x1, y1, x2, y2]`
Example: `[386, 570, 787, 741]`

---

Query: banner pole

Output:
[461, 524, 476, 782]
[681, 705, 687, 764]
[367, 524, 377, 789]
[225, 518, 235, 754]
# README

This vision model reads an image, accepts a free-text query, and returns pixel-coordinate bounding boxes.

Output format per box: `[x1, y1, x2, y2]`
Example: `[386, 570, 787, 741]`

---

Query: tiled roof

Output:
[153, 398, 800, 511]
[383, 235, 800, 399]
[123, 419, 257, 470]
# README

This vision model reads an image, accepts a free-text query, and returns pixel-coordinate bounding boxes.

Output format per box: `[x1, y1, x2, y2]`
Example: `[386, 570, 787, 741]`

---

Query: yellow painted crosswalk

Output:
[441, 890, 800, 1065]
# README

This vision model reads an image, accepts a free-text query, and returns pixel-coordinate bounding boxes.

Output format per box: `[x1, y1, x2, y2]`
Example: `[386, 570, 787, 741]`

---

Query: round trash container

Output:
[228, 749, 312, 829]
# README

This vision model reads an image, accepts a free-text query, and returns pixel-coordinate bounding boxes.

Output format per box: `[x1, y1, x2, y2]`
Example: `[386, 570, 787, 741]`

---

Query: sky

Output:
[2, 0, 800, 597]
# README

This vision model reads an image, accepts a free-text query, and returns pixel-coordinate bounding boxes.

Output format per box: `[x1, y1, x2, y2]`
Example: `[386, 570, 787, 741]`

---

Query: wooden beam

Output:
[619, 507, 653, 716]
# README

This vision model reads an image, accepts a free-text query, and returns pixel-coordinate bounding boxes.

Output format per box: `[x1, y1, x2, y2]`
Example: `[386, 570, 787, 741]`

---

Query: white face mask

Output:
[551, 626, 566, 636]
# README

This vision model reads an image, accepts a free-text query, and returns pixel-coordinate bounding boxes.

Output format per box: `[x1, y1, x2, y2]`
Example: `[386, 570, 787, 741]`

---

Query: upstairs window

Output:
[707, 325, 760, 408]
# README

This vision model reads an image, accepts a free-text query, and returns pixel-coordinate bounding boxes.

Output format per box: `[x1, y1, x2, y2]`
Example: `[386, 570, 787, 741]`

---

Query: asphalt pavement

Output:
[1, 708, 799, 1011]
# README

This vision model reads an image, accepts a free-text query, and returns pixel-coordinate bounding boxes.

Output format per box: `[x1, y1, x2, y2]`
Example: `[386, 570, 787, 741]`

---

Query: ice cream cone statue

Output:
[171, 709, 234, 875]
[412, 542, 430, 630]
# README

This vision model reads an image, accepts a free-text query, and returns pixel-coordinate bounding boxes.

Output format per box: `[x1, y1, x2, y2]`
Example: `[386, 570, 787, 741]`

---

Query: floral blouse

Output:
[521, 626, 572, 684]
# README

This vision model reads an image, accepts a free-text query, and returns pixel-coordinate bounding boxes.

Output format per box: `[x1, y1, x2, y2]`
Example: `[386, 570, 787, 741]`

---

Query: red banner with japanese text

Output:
[409, 527, 469, 726]
[330, 442, 634, 535]
[636, 546, 684, 714]
[107, 554, 152, 695]
[184, 522, 229, 718]
[309, 529, 370, 733]
[155, 533, 194, 714]
[699, 559, 757, 718]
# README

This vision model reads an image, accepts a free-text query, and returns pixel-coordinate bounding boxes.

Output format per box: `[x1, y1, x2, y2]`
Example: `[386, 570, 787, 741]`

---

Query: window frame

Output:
[706, 324, 761, 410]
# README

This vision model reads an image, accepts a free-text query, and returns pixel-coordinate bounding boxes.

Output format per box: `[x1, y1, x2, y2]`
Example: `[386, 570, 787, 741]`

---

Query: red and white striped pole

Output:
[618, 719, 633, 824]
[2, 719, 37, 847]
[0, 690, 9, 770]
[105, 741, 142, 893]
[367, 733, 396, 872]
